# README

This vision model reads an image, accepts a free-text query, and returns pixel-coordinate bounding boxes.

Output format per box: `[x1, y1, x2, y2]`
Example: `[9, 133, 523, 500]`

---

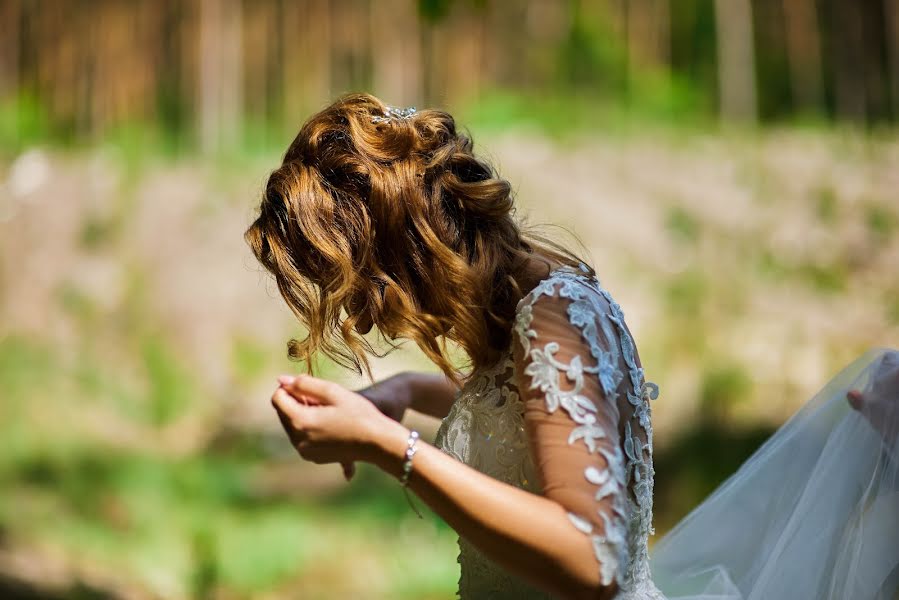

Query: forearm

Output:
[368, 419, 616, 600]
[401, 371, 460, 420]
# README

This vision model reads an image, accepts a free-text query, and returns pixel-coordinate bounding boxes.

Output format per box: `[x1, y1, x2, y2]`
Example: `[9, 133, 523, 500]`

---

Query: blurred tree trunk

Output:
[281, 0, 332, 125]
[267, 0, 284, 127]
[603, 0, 630, 99]
[887, 0, 899, 118]
[198, 0, 242, 153]
[370, 0, 420, 106]
[782, 0, 822, 115]
[419, 7, 451, 106]
[830, 0, 866, 122]
[860, 0, 889, 121]
[523, 1, 570, 90]
[626, 0, 670, 68]
[329, 0, 371, 96]
[625, 0, 671, 103]
[157, 0, 187, 142]
[652, 0, 671, 68]
[242, 2, 269, 124]
[713, 0, 757, 123]
[443, 2, 486, 107]
[198, 0, 220, 152]
[0, 0, 20, 100]
[494, 1, 534, 92]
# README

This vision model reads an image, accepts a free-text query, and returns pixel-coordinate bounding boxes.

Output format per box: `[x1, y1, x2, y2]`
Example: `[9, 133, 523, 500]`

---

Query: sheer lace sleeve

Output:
[512, 270, 658, 591]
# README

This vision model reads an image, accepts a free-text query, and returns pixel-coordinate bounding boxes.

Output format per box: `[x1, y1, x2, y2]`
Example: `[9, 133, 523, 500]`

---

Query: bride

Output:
[245, 93, 899, 599]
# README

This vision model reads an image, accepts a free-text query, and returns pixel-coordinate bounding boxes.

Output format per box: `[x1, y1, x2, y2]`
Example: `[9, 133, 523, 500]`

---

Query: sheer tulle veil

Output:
[650, 348, 899, 600]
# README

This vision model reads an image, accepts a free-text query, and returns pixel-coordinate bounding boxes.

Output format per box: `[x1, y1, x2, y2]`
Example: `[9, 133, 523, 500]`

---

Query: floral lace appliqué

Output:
[434, 265, 665, 599]
[512, 266, 663, 596]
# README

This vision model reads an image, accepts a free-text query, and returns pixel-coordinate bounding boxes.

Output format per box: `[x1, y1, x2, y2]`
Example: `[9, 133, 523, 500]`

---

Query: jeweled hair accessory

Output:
[372, 105, 417, 124]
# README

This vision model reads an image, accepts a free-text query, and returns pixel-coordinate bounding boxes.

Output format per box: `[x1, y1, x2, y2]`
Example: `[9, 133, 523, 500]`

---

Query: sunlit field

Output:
[3, 0, 898, 596]
[2, 123, 896, 598]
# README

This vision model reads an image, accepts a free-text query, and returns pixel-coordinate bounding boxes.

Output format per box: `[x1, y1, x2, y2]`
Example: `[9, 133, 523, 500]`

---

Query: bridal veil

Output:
[650, 348, 899, 599]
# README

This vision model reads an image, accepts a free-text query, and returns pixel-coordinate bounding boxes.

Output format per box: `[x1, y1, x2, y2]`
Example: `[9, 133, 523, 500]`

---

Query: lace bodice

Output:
[434, 264, 666, 599]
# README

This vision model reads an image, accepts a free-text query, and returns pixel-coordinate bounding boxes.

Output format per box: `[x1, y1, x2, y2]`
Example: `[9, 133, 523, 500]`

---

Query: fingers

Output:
[274, 406, 306, 441]
[277, 375, 320, 405]
[279, 374, 340, 405]
[271, 387, 314, 425]
[271, 389, 316, 452]
[847, 389, 864, 411]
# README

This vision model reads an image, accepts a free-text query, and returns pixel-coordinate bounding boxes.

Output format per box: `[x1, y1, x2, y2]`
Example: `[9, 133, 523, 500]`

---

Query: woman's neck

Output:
[517, 254, 564, 296]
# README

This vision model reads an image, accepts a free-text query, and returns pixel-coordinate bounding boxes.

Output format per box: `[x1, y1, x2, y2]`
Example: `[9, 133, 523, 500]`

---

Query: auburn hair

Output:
[245, 92, 594, 386]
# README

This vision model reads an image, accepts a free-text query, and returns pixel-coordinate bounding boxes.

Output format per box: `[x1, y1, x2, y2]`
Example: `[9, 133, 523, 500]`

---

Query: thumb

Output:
[847, 389, 864, 411]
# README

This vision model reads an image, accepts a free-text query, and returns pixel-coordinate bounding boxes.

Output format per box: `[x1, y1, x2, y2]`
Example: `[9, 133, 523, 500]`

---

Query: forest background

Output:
[1, 1, 897, 598]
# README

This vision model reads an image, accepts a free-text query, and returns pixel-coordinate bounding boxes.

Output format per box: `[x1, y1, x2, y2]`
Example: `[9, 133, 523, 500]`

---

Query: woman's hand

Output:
[847, 350, 899, 446]
[271, 374, 401, 482]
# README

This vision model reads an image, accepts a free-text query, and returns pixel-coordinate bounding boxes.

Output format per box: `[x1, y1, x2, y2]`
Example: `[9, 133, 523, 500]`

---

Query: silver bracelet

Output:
[400, 429, 424, 518]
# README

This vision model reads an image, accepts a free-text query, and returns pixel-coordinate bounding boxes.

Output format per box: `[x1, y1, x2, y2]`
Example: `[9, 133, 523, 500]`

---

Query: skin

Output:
[267, 256, 897, 599]
[266, 255, 623, 599]
[318, 370, 459, 481]
[270, 363, 898, 600]
[270, 374, 618, 600]
[847, 350, 899, 447]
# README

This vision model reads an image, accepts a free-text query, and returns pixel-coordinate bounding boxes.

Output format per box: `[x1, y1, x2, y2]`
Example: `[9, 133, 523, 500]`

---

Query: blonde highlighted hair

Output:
[245, 92, 593, 385]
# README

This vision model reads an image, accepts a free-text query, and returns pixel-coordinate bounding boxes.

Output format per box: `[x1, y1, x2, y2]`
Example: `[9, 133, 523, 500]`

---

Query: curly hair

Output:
[245, 92, 594, 385]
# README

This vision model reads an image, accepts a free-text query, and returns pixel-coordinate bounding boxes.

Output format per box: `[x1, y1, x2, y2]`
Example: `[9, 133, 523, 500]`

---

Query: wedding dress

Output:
[433, 264, 899, 599]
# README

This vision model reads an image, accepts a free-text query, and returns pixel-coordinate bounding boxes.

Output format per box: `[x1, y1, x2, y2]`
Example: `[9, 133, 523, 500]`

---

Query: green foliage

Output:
[699, 361, 753, 421]
[666, 270, 707, 315]
[212, 510, 312, 592]
[665, 205, 702, 243]
[0, 93, 52, 155]
[417, 0, 453, 23]
[460, 86, 706, 145]
[191, 527, 219, 599]
[231, 337, 271, 385]
[140, 334, 195, 427]
[0, 327, 454, 597]
[757, 250, 848, 294]
[79, 214, 121, 251]
[814, 185, 839, 224]
[0, 413, 453, 597]
[0, 336, 55, 404]
[57, 282, 98, 325]
[557, 4, 625, 91]
[669, 0, 719, 102]
[653, 421, 775, 533]
[1, 114, 895, 596]
[865, 203, 895, 241]
[887, 293, 899, 326]
[796, 261, 848, 293]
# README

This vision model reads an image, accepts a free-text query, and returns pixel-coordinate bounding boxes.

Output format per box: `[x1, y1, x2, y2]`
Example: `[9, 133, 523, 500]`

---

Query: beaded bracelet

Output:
[400, 429, 424, 519]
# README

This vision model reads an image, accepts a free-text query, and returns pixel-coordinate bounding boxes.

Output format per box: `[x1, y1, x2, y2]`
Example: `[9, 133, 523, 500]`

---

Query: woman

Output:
[245, 93, 899, 599]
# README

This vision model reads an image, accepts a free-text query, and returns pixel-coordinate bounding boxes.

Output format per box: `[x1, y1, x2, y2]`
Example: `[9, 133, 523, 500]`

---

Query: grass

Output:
[0, 334, 459, 598]
[1, 117, 896, 596]
[0, 304, 776, 597]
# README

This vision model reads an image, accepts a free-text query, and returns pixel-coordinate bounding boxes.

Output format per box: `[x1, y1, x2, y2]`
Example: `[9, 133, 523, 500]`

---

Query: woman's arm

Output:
[369, 418, 617, 600]
[272, 374, 615, 599]
[404, 371, 460, 419]
[358, 371, 460, 421]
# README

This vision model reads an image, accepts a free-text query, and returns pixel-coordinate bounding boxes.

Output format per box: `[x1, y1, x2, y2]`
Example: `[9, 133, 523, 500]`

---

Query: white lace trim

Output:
[512, 264, 660, 591]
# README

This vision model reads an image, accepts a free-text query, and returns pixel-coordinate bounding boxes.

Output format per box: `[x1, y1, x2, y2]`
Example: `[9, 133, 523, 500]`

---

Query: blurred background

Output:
[0, 0, 897, 598]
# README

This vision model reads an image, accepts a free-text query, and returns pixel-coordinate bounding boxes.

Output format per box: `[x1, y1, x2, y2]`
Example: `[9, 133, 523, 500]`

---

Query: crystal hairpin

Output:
[372, 105, 417, 124]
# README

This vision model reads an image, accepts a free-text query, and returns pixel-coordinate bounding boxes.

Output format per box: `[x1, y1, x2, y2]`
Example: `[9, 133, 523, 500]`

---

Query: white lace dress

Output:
[432, 264, 899, 599]
[434, 264, 667, 599]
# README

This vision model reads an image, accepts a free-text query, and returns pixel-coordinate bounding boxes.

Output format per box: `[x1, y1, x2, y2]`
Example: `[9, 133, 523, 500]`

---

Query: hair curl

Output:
[245, 92, 594, 385]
